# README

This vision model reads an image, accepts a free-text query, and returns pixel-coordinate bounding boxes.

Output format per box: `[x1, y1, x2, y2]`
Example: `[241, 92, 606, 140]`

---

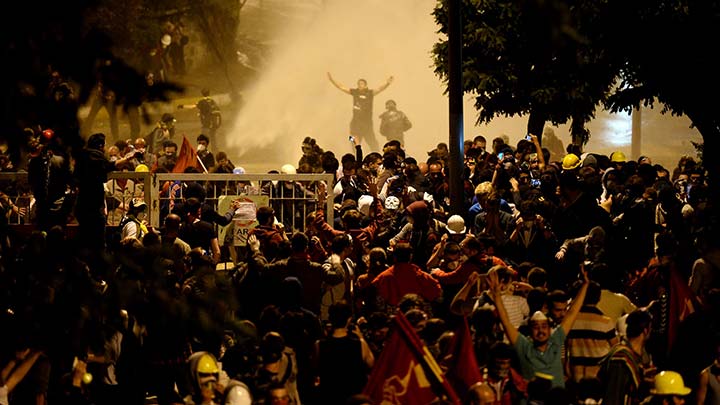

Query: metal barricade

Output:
[150, 173, 334, 231]
[0, 172, 32, 225]
[0, 172, 334, 231]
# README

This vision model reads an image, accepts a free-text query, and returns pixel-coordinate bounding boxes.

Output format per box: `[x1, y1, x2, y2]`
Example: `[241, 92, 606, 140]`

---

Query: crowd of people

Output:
[0, 75, 719, 405]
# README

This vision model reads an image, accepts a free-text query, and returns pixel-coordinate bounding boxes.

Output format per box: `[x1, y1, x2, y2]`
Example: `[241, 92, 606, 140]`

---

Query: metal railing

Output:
[0, 172, 334, 232]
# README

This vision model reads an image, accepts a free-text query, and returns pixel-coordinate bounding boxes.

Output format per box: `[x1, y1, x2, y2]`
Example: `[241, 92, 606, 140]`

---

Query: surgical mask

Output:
[197, 144, 206, 152]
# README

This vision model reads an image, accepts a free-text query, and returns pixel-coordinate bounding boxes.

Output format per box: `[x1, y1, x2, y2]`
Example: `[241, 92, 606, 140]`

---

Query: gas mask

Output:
[192, 352, 220, 402]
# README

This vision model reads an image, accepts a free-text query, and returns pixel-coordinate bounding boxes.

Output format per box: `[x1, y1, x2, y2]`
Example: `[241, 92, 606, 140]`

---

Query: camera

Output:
[497, 152, 504, 160]
[530, 178, 541, 188]
[525, 134, 532, 141]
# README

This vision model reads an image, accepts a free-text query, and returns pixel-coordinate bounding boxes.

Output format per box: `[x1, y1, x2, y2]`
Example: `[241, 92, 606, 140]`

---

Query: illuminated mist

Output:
[226, 0, 702, 171]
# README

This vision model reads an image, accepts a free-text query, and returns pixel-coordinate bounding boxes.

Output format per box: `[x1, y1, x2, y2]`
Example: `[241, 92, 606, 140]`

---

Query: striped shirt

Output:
[566, 306, 617, 381]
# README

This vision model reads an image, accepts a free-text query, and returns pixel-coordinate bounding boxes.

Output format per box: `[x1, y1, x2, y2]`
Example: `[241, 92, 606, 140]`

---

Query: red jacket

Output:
[372, 262, 442, 306]
[433, 254, 507, 285]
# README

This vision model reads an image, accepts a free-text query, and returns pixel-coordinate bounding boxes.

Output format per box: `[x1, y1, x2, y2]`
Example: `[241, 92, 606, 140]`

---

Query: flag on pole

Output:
[363, 311, 460, 405]
[445, 317, 483, 399]
[668, 266, 699, 351]
[172, 135, 198, 173]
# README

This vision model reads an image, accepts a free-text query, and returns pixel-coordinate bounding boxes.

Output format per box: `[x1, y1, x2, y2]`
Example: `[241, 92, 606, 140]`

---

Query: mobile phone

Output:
[349, 135, 355, 142]
[497, 152, 504, 160]
[525, 134, 532, 141]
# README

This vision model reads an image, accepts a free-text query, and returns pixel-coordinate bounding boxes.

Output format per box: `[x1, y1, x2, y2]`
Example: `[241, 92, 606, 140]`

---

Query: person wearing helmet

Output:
[185, 352, 221, 405]
[642, 371, 691, 404]
[562, 153, 582, 172]
[611, 151, 628, 170]
[119, 199, 149, 240]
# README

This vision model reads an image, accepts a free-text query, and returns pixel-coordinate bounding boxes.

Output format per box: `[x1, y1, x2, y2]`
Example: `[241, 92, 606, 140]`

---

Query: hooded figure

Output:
[390, 201, 444, 268]
[185, 352, 221, 405]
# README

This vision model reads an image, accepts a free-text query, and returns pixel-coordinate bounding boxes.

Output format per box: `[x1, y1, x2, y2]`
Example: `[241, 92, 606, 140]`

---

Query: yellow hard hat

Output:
[650, 371, 691, 396]
[610, 151, 627, 163]
[562, 153, 581, 170]
[196, 353, 219, 374]
[135, 164, 149, 173]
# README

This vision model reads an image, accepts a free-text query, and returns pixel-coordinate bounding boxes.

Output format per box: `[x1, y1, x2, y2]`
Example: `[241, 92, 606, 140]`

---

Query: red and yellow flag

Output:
[363, 311, 460, 405]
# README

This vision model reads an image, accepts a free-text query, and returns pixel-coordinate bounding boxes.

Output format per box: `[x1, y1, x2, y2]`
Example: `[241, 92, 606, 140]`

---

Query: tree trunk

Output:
[570, 116, 589, 149]
[527, 110, 546, 146]
[192, 0, 244, 95]
[686, 110, 720, 231]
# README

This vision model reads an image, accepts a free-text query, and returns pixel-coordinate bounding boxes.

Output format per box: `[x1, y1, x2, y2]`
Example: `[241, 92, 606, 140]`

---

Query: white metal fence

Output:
[0, 172, 334, 232]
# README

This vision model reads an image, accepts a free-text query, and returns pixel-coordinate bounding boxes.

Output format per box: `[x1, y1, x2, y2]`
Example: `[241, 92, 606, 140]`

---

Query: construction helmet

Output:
[650, 371, 691, 396]
[129, 199, 147, 212]
[610, 151, 627, 163]
[196, 353, 220, 374]
[280, 164, 297, 175]
[562, 153, 581, 170]
[446, 215, 466, 234]
[135, 164, 149, 173]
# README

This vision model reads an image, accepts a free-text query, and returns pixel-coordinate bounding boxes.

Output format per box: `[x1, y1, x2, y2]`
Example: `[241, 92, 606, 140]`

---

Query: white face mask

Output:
[197, 144, 206, 152]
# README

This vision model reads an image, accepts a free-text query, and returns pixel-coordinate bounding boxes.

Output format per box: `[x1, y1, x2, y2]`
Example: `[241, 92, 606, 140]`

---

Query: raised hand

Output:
[247, 234, 260, 252]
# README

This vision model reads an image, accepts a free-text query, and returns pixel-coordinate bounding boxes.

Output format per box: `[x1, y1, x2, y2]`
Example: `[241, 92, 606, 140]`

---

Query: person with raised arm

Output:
[327, 72, 393, 152]
[488, 264, 589, 387]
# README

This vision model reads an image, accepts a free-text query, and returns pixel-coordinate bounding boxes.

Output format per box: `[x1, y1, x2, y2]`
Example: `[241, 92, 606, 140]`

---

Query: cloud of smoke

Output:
[227, 0, 458, 167]
[226, 0, 701, 171]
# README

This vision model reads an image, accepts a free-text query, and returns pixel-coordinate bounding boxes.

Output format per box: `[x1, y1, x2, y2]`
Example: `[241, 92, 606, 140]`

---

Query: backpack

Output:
[198, 98, 222, 129]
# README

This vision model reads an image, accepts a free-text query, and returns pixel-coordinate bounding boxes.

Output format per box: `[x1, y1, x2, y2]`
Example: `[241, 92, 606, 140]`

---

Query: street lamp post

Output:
[448, 0, 464, 216]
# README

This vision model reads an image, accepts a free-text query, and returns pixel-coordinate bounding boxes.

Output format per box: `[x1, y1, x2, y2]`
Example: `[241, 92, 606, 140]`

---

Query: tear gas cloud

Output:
[226, 0, 701, 171]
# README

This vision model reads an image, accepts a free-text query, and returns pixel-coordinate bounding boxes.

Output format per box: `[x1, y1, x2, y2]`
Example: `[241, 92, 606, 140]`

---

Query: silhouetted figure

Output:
[327, 73, 393, 152]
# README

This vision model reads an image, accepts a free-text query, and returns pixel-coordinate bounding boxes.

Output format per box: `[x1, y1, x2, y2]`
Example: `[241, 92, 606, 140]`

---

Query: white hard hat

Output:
[446, 215, 466, 234]
[280, 164, 296, 174]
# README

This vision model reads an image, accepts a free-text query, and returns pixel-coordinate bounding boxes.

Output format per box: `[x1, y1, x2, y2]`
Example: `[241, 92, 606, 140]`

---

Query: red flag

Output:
[172, 135, 198, 173]
[668, 266, 699, 351]
[446, 317, 483, 398]
[363, 311, 460, 405]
